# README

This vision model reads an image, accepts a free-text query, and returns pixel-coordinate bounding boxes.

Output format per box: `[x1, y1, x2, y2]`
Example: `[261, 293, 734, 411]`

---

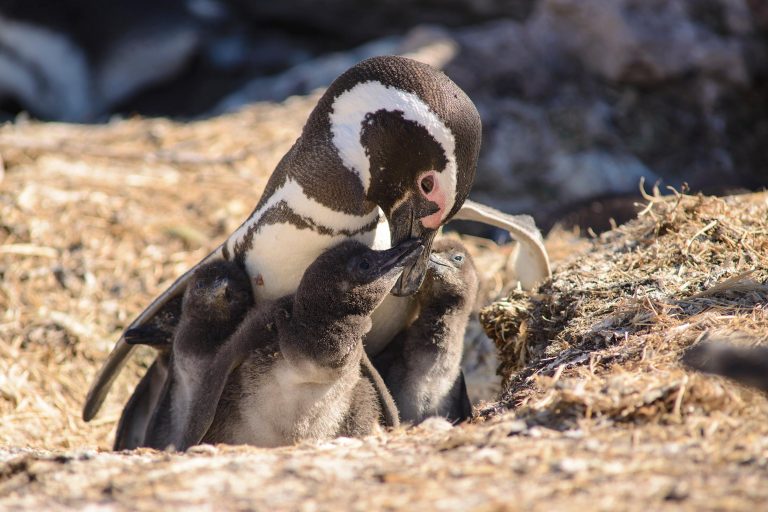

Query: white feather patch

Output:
[329, 81, 458, 221]
[371, 207, 392, 250]
[265, 177, 379, 233]
[234, 220, 379, 301]
[226, 176, 381, 299]
[233, 359, 354, 447]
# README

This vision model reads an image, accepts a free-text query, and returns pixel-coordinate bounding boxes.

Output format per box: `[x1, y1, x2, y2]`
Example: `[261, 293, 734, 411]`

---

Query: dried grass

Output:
[0, 96, 316, 449]
[481, 185, 768, 428]
[1, 106, 767, 510]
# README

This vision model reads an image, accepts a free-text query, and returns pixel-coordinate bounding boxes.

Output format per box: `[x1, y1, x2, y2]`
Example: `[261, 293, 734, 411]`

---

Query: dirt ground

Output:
[1, 102, 767, 510]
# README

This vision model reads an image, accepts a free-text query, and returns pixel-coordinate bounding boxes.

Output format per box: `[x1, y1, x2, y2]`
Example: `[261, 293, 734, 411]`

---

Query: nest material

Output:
[1, 111, 768, 509]
[481, 186, 768, 427]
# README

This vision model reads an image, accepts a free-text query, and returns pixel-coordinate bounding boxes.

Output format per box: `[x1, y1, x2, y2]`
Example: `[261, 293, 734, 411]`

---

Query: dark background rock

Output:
[224, 0, 536, 44]
[435, 0, 768, 225]
[0, 0, 766, 230]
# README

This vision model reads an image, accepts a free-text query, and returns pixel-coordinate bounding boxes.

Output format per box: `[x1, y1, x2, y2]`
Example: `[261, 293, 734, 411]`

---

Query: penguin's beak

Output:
[372, 239, 425, 280]
[392, 230, 436, 295]
[427, 252, 452, 278]
[388, 202, 438, 296]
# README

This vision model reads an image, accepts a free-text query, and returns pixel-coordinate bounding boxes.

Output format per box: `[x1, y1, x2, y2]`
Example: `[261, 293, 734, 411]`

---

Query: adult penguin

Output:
[85, 56, 551, 443]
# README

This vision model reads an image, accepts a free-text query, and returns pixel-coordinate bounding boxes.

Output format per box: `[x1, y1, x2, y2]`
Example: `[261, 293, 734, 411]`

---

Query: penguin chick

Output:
[375, 238, 479, 424]
[137, 261, 254, 451]
[683, 339, 768, 393]
[203, 239, 423, 448]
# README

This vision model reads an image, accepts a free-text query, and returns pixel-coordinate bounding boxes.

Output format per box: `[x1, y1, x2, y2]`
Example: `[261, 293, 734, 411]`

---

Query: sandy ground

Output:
[1, 99, 767, 510]
[2, 413, 767, 511]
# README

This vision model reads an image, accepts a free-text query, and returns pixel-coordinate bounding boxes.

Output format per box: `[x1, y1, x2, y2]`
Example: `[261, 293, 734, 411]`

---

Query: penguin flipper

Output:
[124, 323, 174, 348]
[683, 339, 768, 393]
[145, 336, 257, 451]
[360, 352, 400, 428]
[113, 354, 170, 450]
[453, 199, 551, 290]
[142, 364, 176, 450]
[449, 370, 473, 423]
[83, 245, 224, 422]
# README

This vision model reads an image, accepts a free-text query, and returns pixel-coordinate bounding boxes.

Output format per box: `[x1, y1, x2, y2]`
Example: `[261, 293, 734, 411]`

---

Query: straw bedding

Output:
[1, 108, 767, 510]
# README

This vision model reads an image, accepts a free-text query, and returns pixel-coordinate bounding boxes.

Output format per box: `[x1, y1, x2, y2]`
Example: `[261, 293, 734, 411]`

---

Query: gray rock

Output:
[533, 0, 749, 85]
[214, 25, 458, 112]
[461, 318, 501, 404]
[547, 151, 656, 203]
[212, 0, 766, 224]
[438, 0, 766, 219]
[213, 37, 400, 111]
[0, 1, 202, 122]
[220, 0, 536, 44]
[1, 0, 765, 218]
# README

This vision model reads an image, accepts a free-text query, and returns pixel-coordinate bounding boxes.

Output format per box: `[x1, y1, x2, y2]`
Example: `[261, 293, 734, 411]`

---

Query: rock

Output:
[546, 151, 656, 203]
[221, 0, 536, 44]
[461, 318, 501, 404]
[1, 0, 766, 224]
[213, 25, 458, 112]
[213, 37, 399, 111]
[0, 0, 201, 122]
[534, 0, 749, 85]
[436, 0, 767, 221]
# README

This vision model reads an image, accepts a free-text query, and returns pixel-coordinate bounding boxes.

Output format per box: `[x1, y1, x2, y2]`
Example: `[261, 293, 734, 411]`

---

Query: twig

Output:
[0, 244, 58, 258]
[688, 270, 763, 299]
[528, 350, 590, 380]
[685, 220, 718, 255]
[672, 376, 688, 420]
[637, 177, 659, 218]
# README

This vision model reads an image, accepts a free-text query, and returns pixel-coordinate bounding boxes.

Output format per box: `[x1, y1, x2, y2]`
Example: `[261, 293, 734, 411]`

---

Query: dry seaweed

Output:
[481, 185, 768, 428]
[1, 110, 767, 510]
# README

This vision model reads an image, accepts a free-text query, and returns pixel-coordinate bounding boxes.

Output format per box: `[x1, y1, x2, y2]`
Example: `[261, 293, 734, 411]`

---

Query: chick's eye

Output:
[452, 254, 464, 263]
[359, 258, 371, 270]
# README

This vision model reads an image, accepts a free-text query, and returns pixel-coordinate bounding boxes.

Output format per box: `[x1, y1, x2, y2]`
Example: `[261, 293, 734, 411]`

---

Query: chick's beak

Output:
[427, 252, 452, 278]
[372, 239, 425, 279]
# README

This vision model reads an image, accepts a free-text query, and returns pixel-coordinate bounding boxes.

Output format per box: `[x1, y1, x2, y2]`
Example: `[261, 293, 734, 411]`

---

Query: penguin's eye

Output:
[359, 258, 371, 270]
[419, 174, 435, 195]
[452, 254, 464, 263]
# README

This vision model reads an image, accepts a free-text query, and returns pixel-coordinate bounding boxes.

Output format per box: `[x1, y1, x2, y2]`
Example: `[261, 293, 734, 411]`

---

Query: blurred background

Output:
[1, 0, 766, 232]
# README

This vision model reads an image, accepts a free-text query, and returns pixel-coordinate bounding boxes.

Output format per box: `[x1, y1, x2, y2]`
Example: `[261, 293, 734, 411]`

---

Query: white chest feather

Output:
[229, 359, 356, 447]
[365, 294, 417, 355]
[243, 223, 350, 300]
[225, 177, 385, 301]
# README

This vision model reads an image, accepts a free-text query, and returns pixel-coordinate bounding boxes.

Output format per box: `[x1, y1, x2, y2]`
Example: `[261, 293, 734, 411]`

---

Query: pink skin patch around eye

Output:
[417, 170, 446, 229]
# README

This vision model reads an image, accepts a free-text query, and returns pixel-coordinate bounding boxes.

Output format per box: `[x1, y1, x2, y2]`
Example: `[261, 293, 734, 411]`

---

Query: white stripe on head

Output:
[329, 81, 458, 222]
